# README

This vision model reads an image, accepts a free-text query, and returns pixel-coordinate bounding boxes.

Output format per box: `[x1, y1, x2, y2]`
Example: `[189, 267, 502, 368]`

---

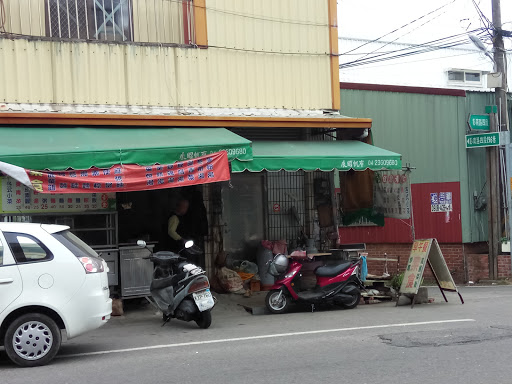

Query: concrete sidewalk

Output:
[118, 287, 397, 320]
[117, 290, 269, 320]
[111, 283, 512, 325]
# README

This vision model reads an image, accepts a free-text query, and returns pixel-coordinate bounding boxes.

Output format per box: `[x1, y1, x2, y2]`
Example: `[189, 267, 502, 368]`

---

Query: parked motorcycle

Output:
[265, 253, 365, 314]
[138, 240, 215, 328]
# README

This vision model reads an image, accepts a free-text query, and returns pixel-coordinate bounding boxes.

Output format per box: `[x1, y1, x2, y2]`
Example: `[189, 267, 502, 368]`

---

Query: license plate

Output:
[192, 289, 215, 312]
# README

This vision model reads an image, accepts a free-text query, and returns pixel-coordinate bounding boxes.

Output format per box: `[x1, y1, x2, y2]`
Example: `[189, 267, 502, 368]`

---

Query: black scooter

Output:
[138, 240, 214, 328]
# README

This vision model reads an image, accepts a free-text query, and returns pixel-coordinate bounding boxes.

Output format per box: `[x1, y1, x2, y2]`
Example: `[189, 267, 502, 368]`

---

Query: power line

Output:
[163, 0, 330, 27]
[341, 0, 457, 55]
[471, 0, 494, 39]
[340, 36, 484, 69]
[340, 50, 488, 70]
[0, 31, 333, 56]
[339, 29, 485, 67]
[340, 41, 477, 68]
[351, 2, 461, 65]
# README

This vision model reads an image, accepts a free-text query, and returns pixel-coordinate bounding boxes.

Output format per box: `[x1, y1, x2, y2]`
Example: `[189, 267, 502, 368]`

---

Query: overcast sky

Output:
[338, 0, 512, 49]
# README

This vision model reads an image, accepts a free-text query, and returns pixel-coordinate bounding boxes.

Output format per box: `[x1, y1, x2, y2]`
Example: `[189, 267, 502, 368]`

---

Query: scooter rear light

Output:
[188, 279, 210, 294]
[78, 256, 105, 274]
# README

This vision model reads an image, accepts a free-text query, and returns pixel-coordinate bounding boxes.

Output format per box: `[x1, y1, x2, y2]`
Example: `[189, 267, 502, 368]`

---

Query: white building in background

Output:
[337, 0, 512, 91]
[338, 36, 511, 91]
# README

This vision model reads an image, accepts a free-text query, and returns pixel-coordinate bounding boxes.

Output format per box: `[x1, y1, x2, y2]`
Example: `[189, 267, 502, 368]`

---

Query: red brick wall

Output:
[364, 243, 512, 283]
[362, 243, 409, 277]
[467, 254, 511, 282]
[466, 254, 488, 282]
[498, 255, 512, 279]
[363, 243, 465, 284]
[440, 244, 465, 283]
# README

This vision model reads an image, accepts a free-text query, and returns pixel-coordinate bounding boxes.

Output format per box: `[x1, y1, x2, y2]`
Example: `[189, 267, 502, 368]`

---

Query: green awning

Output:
[231, 140, 402, 172]
[0, 127, 252, 170]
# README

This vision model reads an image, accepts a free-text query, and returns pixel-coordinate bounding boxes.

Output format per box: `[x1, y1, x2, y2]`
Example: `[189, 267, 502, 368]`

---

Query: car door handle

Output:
[0, 278, 14, 284]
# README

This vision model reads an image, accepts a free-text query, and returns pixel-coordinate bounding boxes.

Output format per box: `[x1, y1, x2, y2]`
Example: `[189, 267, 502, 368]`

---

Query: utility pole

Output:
[490, 0, 509, 279]
[492, 0, 509, 132]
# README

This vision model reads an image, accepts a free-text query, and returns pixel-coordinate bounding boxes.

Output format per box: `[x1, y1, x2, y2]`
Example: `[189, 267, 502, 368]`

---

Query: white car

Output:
[0, 223, 112, 367]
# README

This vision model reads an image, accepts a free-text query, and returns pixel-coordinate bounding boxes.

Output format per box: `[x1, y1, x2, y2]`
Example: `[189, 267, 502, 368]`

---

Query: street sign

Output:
[468, 114, 490, 131]
[465, 132, 500, 148]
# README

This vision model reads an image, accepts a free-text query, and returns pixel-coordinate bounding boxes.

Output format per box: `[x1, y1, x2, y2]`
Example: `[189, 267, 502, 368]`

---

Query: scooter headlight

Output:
[284, 270, 297, 279]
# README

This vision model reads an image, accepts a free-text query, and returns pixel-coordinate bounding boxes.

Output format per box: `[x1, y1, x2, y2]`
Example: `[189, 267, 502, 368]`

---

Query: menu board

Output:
[400, 239, 431, 294]
[0, 177, 115, 213]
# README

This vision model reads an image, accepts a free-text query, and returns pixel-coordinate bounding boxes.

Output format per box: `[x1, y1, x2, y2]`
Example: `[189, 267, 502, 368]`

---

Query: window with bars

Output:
[45, 0, 133, 42]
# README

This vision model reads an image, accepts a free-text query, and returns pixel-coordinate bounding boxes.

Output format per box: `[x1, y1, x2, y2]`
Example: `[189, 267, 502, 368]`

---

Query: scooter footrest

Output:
[297, 291, 323, 301]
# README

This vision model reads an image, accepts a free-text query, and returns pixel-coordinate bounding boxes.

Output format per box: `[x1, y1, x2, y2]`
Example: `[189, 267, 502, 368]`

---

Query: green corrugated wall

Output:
[339, 88, 501, 243]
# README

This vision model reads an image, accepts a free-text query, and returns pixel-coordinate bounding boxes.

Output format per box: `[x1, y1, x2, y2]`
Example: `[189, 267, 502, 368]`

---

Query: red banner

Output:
[21, 151, 230, 194]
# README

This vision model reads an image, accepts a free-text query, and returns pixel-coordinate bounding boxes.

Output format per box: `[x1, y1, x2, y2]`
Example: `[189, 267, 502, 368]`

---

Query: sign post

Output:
[397, 239, 463, 308]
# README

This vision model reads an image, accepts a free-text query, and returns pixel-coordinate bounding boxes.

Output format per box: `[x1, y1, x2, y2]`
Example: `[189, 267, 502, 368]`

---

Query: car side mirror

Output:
[137, 240, 147, 247]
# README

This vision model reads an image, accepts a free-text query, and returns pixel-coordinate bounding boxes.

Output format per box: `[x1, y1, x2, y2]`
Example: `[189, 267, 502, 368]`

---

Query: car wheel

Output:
[4, 313, 62, 367]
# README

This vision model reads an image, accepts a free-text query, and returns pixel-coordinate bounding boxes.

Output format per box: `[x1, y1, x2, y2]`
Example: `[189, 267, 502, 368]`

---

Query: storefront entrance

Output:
[221, 173, 265, 265]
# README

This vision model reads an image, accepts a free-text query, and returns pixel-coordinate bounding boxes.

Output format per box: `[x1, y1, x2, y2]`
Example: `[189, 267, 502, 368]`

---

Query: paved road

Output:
[2, 286, 512, 383]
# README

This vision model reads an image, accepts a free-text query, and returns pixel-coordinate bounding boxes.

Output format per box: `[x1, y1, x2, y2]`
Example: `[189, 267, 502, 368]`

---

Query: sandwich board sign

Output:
[397, 239, 463, 308]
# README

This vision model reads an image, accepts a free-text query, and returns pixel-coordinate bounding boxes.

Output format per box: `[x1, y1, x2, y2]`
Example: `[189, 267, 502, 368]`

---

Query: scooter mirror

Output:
[137, 240, 147, 247]
[184, 240, 194, 249]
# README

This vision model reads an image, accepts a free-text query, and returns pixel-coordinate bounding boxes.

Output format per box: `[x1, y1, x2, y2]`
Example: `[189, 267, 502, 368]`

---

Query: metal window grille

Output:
[4, 0, 194, 45]
[202, 183, 223, 278]
[46, 0, 133, 42]
[266, 171, 306, 245]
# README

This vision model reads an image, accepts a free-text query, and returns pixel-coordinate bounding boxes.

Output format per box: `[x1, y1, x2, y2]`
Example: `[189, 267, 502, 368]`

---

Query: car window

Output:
[4, 232, 53, 263]
[52, 230, 98, 259]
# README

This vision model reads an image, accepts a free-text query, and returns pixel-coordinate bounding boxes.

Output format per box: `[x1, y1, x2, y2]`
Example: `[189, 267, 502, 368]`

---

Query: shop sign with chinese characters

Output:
[399, 239, 460, 302]
[0, 151, 229, 195]
[0, 177, 115, 213]
[430, 192, 452, 212]
[178, 147, 248, 162]
[339, 158, 400, 171]
[373, 171, 411, 219]
[400, 239, 430, 294]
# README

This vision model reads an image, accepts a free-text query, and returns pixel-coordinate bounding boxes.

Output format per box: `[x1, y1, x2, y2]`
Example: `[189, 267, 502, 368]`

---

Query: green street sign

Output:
[468, 114, 490, 131]
[466, 132, 500, 148]
[485, 105, 497, 114]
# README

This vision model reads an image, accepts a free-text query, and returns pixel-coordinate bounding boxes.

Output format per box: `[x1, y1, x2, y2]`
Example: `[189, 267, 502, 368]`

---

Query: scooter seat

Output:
[315, 262, 352, 277]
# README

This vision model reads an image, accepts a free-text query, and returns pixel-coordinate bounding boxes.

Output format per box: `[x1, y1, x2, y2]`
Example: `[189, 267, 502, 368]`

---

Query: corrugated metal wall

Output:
[340, 89, 464, 185]
[3, 0, 46, 37]
[339, 182, 462, 244]
[133, 0, 187, 44]
[207, 0, 329, 55]
[339, 88, 498, 244]
[0, 0, 332, 110]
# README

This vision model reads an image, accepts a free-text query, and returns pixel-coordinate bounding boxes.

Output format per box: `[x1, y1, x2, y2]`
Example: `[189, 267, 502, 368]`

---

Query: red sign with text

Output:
[25, 151, 230, 194]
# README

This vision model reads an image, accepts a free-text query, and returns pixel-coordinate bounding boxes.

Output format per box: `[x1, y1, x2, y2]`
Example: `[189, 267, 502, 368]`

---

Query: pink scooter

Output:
[265, 253, 364, 314]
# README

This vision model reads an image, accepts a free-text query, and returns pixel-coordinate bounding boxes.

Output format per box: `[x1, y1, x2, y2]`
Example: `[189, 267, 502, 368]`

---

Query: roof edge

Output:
[0, 112, 372, 129]
[340, 82, 467, 97]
